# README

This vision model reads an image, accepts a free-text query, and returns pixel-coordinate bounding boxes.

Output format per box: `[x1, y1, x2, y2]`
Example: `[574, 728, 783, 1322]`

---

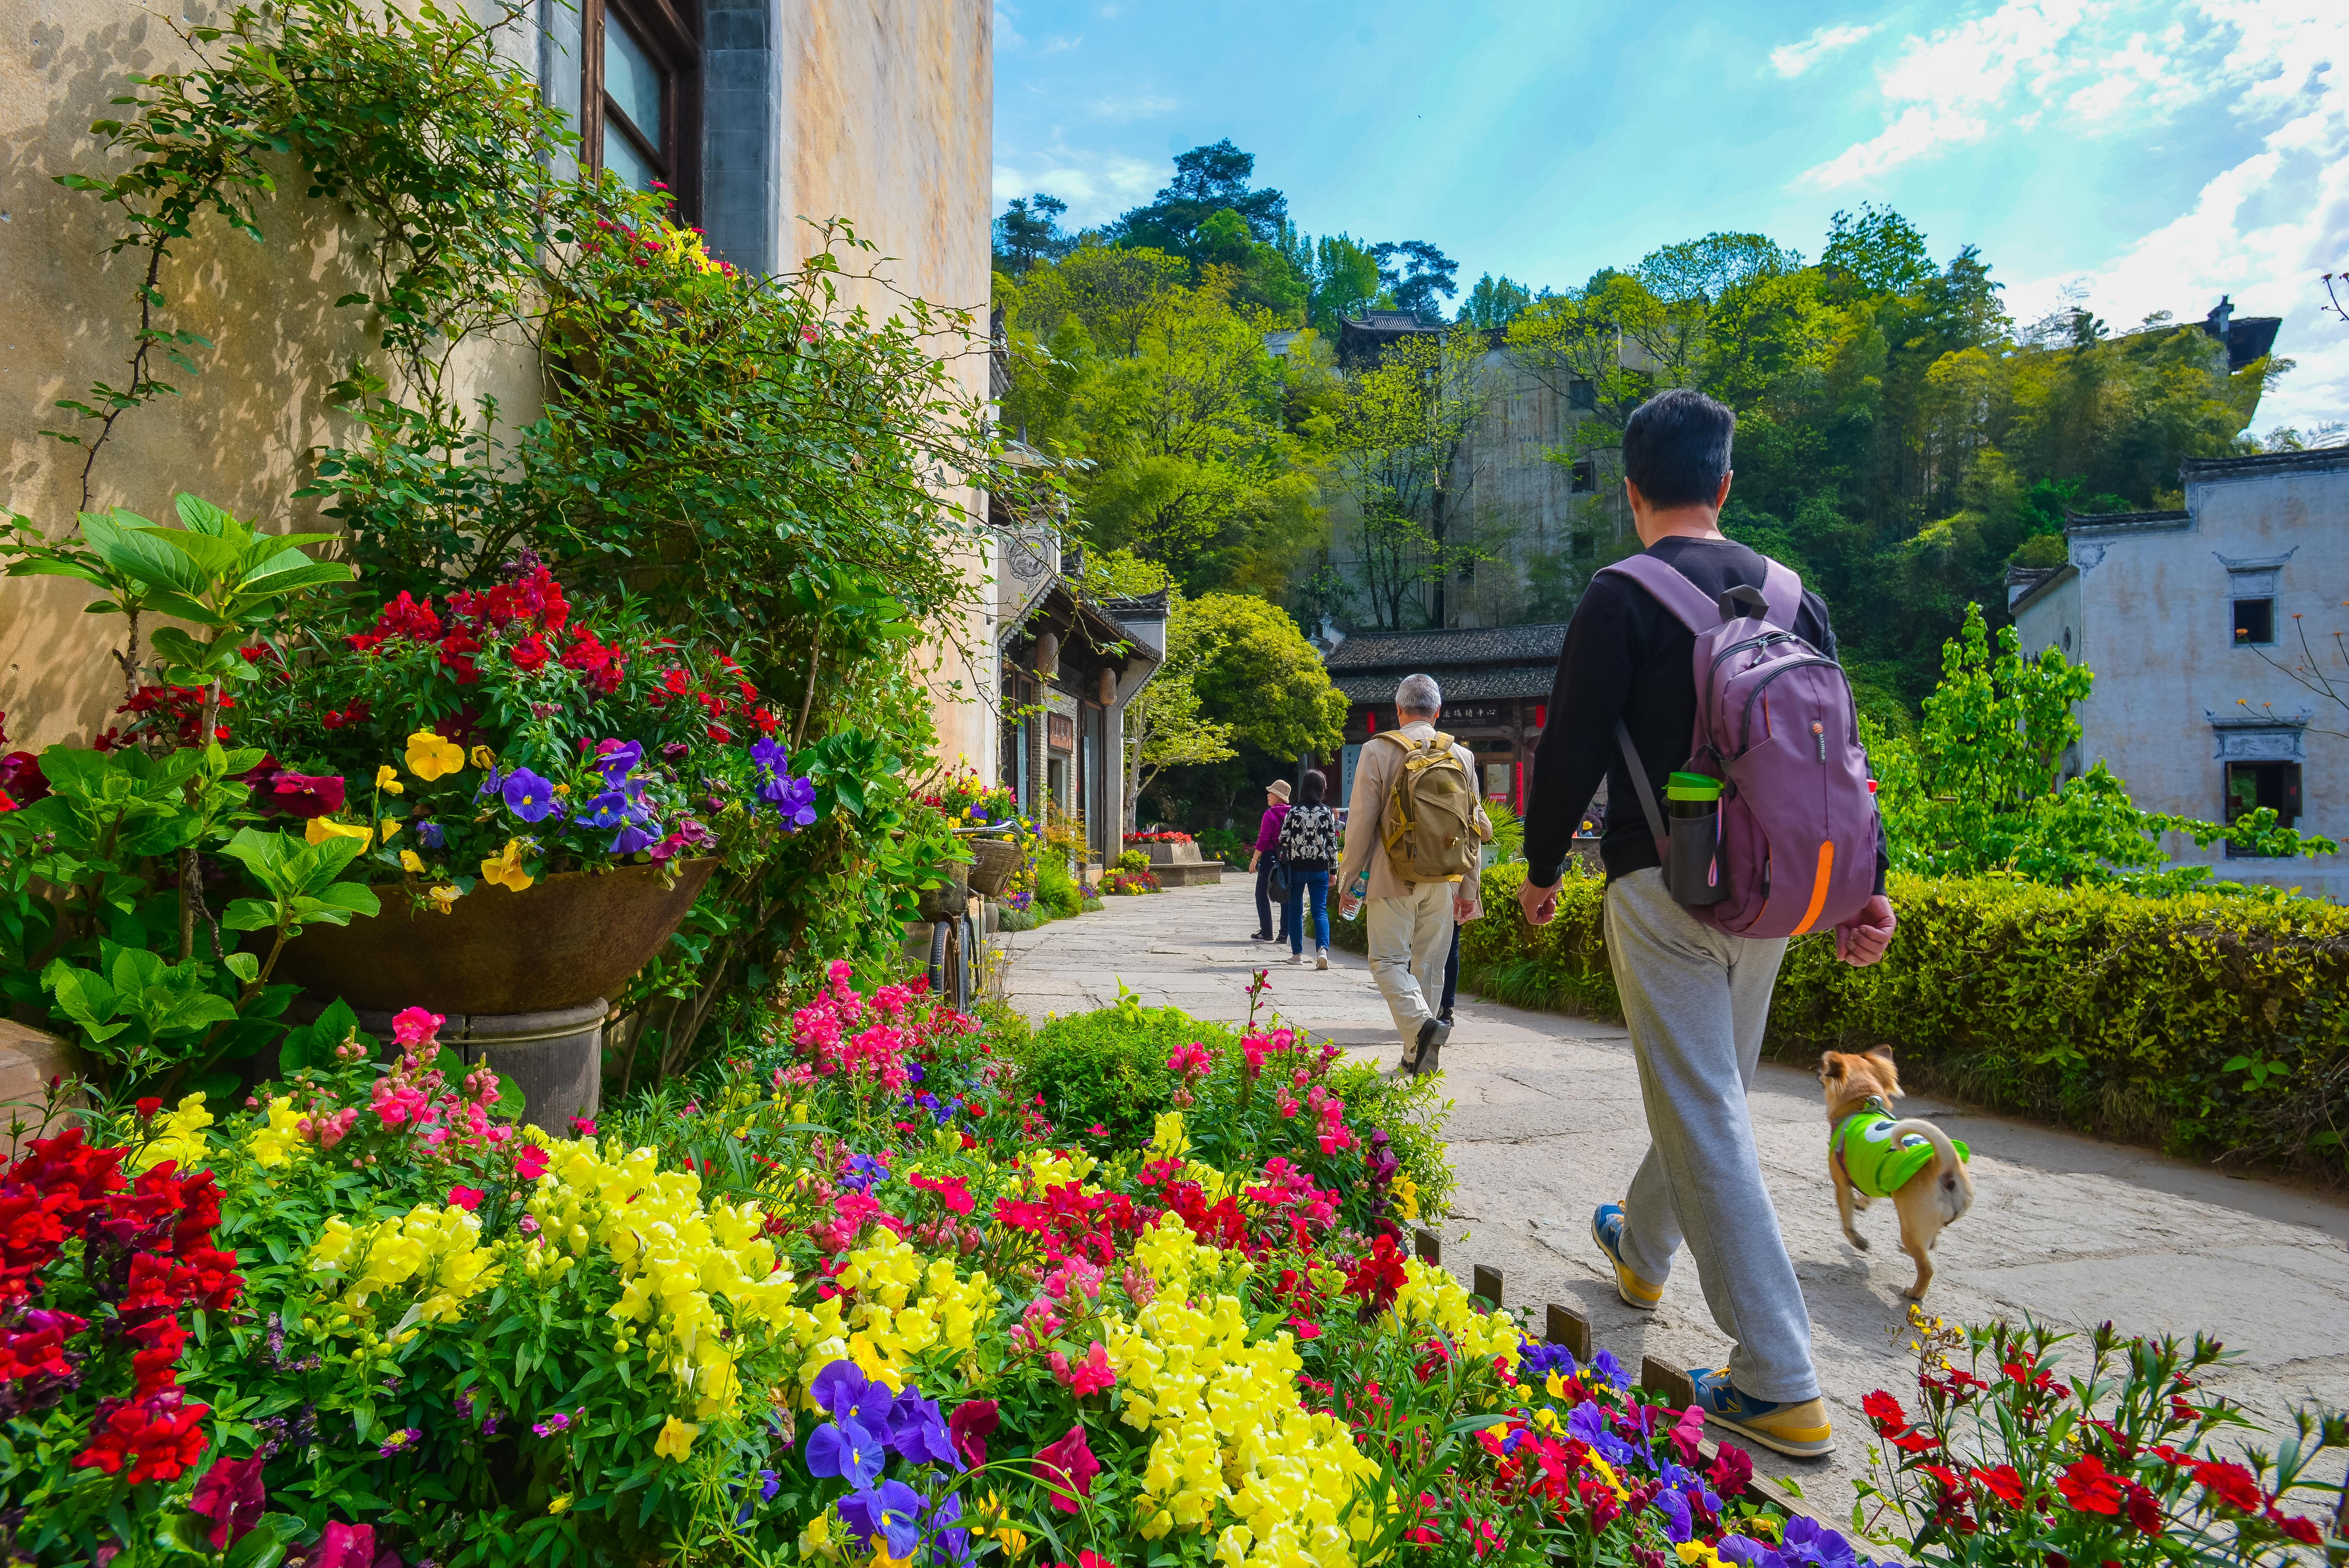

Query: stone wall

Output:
[2016, 451, 2349, 898]
[0, 0, 996, 773]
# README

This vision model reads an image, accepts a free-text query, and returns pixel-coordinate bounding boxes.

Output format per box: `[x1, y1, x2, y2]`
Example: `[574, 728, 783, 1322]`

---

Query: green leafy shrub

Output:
[1034, 853, 1082, 919]
[1009, 997, 1193, 1145]
[1394, 862, 2349, 1177]
[1007, 986, 1456, 1219]
[1115, 848, 1148, 872]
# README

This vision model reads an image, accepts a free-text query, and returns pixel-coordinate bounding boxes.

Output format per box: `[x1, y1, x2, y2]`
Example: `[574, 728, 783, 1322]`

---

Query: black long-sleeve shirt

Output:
[1522, 535, 1883, 890]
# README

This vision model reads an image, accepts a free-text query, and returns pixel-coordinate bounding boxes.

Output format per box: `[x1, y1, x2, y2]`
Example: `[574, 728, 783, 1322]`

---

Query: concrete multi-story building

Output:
[2, 0, 997, 768]
[2009, 446, 2349, 896]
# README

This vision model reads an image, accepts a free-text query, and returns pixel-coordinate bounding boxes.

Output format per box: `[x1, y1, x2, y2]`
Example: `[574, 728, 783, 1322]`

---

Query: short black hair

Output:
[1623, 388, 1735, 509]
[1298, 768, 1326, 806]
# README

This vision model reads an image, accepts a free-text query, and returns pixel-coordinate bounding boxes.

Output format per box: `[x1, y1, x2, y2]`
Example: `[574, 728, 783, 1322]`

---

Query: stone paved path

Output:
[996, 879, 2349, 1516]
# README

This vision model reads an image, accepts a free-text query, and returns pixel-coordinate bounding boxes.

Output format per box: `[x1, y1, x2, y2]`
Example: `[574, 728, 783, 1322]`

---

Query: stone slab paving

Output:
[998, 880, 2349, 1517]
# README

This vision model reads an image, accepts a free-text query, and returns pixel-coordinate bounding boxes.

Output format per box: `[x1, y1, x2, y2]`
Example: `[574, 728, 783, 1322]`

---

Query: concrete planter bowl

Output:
[272, 858, 717, 1131]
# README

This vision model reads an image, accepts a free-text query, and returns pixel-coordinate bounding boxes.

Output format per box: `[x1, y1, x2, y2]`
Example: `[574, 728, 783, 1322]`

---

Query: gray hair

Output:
[1395, 673, 1442, 716]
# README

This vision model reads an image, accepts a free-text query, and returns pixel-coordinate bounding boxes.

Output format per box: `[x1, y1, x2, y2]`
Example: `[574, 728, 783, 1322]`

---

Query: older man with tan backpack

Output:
[1335, 673, 1490, 1076]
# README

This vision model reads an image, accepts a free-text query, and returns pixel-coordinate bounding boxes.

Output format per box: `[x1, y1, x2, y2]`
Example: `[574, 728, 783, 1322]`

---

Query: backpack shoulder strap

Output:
[1761, 559, 1803, 630]
[1432, 731, 1455, 751]
[1598, 554, 1721, 636]
[1614, 719, 1669, 850]
[1372, 730, 1417, 753]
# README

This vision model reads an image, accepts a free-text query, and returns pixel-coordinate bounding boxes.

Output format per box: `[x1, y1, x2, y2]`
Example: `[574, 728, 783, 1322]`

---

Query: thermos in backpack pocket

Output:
[1664, 772, 1727, 905]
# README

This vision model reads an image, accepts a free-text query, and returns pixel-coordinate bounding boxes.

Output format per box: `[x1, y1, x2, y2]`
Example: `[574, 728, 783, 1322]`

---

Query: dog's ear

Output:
[1865, 1045, 1902, 1096]
[1818, 1051, 1846, 1086]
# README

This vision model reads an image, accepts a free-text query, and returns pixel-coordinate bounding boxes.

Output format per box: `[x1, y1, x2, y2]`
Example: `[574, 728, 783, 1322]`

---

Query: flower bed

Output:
[6, 963, 2342, 1568]
[236, 568, 819, 905]
[1100, 868, 1160, 896]
[2, 972, 1830, 1568]
[1123, 832, 1192, 845]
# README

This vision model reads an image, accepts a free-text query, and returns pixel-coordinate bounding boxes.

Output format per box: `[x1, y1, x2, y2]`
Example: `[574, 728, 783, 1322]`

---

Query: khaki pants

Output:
[1364, 880, 1454, 1056]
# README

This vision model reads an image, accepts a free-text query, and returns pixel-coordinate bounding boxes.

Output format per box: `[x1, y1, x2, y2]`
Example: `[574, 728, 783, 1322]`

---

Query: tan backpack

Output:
[1376, 730, 1484, 884]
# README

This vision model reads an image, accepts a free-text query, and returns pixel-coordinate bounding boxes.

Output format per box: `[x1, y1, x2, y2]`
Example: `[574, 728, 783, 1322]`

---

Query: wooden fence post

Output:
[1638, 1357, 1697, 1409]
[1413, 1228, 1441, 1265]
[1472, 1265, 1503, 1309]
[1544, 1302, 1592, 1361]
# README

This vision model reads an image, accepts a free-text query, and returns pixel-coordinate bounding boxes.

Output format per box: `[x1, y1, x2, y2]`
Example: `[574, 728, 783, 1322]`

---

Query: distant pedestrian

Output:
[1276, 769, 1339, 969]
[1335, 674, 1490, 1074]
[1247, 779, 1292, 943]
[1517, 387, 1896, 1460]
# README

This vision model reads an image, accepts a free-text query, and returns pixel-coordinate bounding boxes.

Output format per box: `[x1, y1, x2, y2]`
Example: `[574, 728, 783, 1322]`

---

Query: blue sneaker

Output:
[1590, 1203, 1661, 1310]
[1688, 1367, 1833, 1458]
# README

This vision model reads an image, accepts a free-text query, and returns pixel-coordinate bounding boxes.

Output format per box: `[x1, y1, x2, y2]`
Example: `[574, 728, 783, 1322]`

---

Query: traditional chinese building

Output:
[994, 508, 1164, 870]
[1315, 622, 1567, 815]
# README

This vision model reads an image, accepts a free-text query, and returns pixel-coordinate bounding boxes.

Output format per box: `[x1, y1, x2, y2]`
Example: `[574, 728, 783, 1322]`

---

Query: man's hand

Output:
[1835, 894, 1896, 966]
[1454, 891, 1478, 924]
[1337, 894, 1361, 920]
[1517, 876, 1561, 927]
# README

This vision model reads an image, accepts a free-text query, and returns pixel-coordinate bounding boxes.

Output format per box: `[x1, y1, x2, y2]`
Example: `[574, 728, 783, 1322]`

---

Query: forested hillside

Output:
[994, 140, 2301, 710]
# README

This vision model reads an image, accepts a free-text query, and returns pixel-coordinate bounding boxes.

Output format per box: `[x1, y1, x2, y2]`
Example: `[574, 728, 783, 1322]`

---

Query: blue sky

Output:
[994, 0, 2346, 429]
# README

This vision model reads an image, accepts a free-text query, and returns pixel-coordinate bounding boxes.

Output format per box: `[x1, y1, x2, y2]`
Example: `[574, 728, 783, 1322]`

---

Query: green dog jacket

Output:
[1834, 1105, 1970, 1198]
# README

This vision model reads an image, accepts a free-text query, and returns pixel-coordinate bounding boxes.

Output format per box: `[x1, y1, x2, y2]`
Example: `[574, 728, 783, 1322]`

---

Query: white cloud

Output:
[1799, 0, 2096, 188]
[1769, 23, 1875, 78]
[1087, 91, 1176, 122]
[991, 146, 1163, 226]
[2001, 2, 2349, 429]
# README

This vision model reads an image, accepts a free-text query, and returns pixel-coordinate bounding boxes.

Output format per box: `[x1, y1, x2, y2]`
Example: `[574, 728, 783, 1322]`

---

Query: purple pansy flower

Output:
[415, 818, 445, 849]
[805, 1418, 884, 1489]
[611, 820, 661, 856]
[886, 1390, 959, 1469]
[836, 1480, 923, 1560]
[595, 739, 643, 784]
[502, 768, 561, 823]
[773, 774, 818, 830]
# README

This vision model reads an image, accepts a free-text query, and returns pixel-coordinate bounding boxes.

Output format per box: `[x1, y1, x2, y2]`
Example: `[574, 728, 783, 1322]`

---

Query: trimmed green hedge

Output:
[1335, 863, 2349, 1179]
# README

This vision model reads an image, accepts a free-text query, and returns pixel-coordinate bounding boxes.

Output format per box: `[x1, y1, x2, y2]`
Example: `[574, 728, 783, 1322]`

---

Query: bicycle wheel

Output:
[943, 910, 974, 1010]
[927, 918, 952, 1000]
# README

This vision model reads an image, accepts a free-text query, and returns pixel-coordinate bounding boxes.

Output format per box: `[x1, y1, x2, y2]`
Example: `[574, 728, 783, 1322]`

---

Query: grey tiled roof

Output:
[1333, 663, 1558, 704]
[1323, 623, 1569, 671]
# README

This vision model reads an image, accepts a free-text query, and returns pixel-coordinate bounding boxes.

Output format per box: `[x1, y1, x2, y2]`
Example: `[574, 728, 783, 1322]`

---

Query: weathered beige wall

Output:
[0, 0, 545, 751]
[2, 0, 997, 776]
[777, 0, 997, 779]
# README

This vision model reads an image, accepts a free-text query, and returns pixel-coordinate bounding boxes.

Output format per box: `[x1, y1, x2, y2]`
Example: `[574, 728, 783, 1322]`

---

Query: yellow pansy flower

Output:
[400, 850, 425, 873]
[481, 839, 534, 893]
[306, 818, 373, 848]
[406, 730, 465, 780]
[654, 1415, 698, 1461]
[470, 745, 497, 770]
[374, 764, 405, 796]
[548, 1495, 572, 1515]
[428, 885, 462, 912]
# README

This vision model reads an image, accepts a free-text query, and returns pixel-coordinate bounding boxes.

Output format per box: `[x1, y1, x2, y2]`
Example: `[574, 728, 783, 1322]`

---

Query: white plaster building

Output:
[2010, 447, 2349, 897]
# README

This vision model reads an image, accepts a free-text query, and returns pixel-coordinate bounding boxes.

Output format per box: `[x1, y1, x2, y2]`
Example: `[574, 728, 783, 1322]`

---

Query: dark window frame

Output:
[1567, 377, 1597, 412]
[2222, 759, 2303, 856]
[581, 0, 702, 224]
[2232, 596, 2275, 646]
[1569, 458, 1597, 494]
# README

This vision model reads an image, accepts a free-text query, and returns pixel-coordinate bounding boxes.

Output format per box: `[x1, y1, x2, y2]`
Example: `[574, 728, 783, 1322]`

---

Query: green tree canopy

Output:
[1182, 592, 1347, 761]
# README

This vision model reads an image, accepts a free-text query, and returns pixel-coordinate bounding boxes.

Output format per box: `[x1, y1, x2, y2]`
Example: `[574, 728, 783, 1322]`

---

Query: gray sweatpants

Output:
[1604, 868, 1818, 1403]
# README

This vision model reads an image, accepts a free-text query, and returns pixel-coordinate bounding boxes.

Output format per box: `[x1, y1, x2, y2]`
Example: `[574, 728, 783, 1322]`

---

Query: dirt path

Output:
[997, 879, 2349, 1516]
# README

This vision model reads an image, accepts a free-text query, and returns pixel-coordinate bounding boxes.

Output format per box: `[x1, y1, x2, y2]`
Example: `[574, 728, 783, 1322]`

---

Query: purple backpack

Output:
[1598, 553, 1879, 939]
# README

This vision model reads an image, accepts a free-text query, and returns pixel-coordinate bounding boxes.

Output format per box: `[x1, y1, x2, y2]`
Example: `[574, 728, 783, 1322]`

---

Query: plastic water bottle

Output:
[1340, 868, 1370, 919]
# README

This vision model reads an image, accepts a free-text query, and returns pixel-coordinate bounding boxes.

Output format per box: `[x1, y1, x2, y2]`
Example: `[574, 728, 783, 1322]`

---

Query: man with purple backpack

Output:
[1518, 388, 1897, 1459]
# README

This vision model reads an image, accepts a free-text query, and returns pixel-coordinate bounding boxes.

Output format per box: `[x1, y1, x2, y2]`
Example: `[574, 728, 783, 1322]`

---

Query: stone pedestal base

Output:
[0, 1019, 81, 1154]
[358, 1001, 605, 1135]
[1155, 860, 1226, 887]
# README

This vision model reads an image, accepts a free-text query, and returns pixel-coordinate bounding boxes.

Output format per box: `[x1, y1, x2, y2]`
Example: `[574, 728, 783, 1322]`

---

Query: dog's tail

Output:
[1887, 1119, 1972, 1224]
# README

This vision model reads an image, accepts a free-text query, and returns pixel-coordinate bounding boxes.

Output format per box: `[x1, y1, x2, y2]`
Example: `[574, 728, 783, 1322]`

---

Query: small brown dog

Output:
[1819, 1047, 1974, 1300]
